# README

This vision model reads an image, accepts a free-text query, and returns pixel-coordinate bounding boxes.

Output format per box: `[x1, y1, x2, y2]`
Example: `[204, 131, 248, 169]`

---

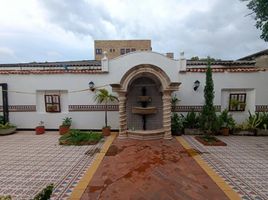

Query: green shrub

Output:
[199, 62, 218, 134]
[59, 129, 103, 145]
[0, 196, 12, 200]
[218, 109, 236, 129]
[0, 115, 4, 124]
[0, 123, 16, 129]
[32, 184, 53, 200]
[259, 112, 268, 129]
[248, 111, 262, 129]
[62, 117, 72, 126]
[171, 113, 184, 135]
[183, 111, 200, 129]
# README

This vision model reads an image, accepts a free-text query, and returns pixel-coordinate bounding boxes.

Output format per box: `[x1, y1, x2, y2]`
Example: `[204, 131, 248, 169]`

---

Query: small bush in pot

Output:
[218, 110, 235, 136]
[35, 121, 45, 135]
[59, 117, 72, 135]
[0, 123, 17, 135]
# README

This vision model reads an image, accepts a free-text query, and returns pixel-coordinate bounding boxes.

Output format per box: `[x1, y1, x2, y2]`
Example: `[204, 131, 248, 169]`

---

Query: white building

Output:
[0, 48, 267, 139]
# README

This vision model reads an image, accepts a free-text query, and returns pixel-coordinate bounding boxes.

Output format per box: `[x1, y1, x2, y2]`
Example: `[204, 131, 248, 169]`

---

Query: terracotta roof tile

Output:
[185, 67, 266, 73]
[0, 69, 105, 75]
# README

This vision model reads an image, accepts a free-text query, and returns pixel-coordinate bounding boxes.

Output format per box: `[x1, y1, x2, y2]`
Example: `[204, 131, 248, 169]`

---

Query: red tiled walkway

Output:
[81, 138, 229, 200]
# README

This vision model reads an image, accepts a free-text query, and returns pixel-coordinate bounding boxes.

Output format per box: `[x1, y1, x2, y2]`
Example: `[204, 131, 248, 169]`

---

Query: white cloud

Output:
[0, 0, 266, 63]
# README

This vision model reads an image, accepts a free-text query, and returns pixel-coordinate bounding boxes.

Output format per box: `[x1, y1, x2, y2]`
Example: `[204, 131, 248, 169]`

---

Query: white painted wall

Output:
[0, 51, 267, 128]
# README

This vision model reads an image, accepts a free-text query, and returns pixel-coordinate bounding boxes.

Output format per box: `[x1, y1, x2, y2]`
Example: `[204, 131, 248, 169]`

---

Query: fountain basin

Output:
[132, 107, 157, 115]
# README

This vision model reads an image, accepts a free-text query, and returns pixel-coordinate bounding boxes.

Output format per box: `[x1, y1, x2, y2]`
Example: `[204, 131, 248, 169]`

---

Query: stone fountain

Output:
[132, 86, 157, 130]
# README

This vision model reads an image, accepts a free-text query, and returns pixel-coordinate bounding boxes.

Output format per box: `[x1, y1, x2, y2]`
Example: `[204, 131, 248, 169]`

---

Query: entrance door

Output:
[0, 83, 9, 124]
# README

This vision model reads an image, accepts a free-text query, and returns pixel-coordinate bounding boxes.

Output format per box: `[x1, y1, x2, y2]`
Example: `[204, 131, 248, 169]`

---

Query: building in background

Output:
[94, 40, 152, 60]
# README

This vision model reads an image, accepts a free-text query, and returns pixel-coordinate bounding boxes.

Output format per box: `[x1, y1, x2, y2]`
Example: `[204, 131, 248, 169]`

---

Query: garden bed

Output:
[0, 127, 16, 136]
[59, 130, 103, 145]
[195, 136, 227, 146]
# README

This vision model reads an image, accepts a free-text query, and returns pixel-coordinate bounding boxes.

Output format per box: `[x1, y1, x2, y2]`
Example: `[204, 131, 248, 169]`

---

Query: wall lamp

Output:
[193, 80, 200, 91]
[88, 81, 95, 91]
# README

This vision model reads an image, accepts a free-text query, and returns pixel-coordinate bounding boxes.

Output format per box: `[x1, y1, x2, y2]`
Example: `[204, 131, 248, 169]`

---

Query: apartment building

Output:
[94, 40, 152, 60]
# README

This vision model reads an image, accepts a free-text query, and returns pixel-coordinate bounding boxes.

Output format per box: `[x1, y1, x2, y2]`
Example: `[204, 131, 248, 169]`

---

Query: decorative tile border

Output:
[0, 105, 36, 112]
[255, 105, 268, 112]
[1, 104, 267, 113]
[172, 105, 221, 112]
[68, 105, 119, 111]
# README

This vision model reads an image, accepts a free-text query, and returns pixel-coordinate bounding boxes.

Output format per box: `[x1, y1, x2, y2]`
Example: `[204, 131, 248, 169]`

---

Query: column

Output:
[162, 90, 172, 139]
[118, 92, 127, 139]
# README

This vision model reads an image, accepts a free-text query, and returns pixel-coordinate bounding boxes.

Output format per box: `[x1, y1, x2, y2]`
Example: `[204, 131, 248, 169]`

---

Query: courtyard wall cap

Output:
[185, 67, 266, 73]
[0, 60, 101, 67]
[186, 60, 256, 66]
[0, 69, 105, 75]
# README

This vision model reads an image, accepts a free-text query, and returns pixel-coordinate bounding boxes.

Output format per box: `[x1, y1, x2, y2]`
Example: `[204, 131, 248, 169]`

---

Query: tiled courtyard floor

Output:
[0, 131, 104, 200]
[183, 135, 268, 200]
[81, 138, 229, 200]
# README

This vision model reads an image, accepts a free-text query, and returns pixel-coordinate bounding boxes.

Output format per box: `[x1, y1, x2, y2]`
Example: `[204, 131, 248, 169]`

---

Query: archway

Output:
[111, 64, 180, 140]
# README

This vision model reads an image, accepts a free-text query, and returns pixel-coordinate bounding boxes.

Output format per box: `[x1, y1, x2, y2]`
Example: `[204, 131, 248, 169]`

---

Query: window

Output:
[45, 95, 61, 113]
[95, 48, 102, 55]
[126, 48, 130, 53]
[229, 93, 246, 111]
[109, 48, 115, 52]
[120, 48, 125, 55]
[131, 48, 136, 52]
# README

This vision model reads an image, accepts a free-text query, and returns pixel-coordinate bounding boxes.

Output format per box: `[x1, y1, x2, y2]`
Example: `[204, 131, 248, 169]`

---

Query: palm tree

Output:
[94, 89, 118, 127]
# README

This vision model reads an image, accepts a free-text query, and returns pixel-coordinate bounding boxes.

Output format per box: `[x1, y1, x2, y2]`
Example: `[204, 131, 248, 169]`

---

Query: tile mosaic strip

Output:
[172, 105, 221, 112]
[183, 135, 268, 200]
[2, 104, 266, 113]
[255, 105, 268, 112]
[68, 104, 119, 111]
[0, 105, 36, 112]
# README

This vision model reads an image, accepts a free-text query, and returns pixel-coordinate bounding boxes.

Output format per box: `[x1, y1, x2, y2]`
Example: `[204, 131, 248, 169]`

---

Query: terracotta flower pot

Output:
[59, 125, 70, 135]
[221, 127, 229, 136]
[35, 126, 45, 135]
[102, 127, 111, 136]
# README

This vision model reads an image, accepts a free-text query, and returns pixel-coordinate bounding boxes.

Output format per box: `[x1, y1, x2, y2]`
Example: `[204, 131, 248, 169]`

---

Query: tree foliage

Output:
[243, 0, 268, 42]
[200, 60, 218, 133]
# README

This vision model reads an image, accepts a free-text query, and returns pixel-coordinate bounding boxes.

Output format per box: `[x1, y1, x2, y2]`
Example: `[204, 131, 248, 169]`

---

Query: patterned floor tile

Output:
[183, 135, 268, 200]
[0, 131, 104, 200]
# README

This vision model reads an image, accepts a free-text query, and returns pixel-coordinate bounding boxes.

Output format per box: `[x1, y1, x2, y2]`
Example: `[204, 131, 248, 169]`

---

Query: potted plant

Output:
[59, 117, 72, 135]
[219, 109, 235, 136]
[0, 122, 17, 135]
[35, 121, 45, 135]
[94, 88, 118, 136]
[247, 112, 262, 135]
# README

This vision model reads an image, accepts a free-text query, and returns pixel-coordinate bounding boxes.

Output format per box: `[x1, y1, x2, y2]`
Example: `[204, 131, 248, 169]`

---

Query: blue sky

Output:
[0, 0, 267, 63]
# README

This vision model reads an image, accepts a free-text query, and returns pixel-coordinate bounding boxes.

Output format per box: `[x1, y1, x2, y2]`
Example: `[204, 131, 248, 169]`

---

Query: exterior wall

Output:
[0, 51, 268, 129]
[94, 40, 151, 60]
[0, 73, 119, 129]
[176, 71, 268, 123]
